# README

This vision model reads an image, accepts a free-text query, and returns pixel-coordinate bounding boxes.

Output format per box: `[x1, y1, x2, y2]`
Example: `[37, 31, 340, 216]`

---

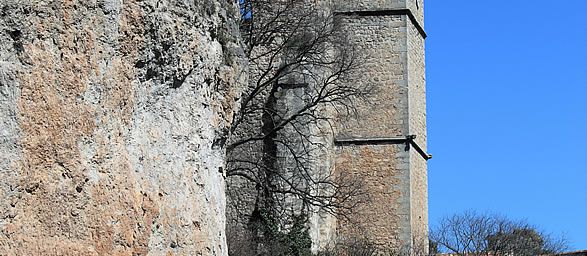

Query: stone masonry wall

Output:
[0, 0, 245, 255]
[334, 145, 411, 248]
[407, 15, 428, 250]
[332, 0, 428, 251]
[335, 0, 423, 26]
[335, 14, 410, 139]
[333, 14, 413, 248]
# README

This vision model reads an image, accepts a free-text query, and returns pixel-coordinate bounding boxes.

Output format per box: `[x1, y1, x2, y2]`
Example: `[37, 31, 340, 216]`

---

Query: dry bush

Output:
[430, 211, 569, 256]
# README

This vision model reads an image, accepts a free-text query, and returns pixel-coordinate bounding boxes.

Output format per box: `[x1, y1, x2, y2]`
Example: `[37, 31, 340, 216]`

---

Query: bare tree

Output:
[430, 211, 569, 256]
[315, 236, 433, 256]
[226, 0, 370, 253]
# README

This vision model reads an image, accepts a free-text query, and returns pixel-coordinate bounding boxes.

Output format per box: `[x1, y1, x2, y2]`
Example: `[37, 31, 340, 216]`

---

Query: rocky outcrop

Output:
[0, 0, 245, 255]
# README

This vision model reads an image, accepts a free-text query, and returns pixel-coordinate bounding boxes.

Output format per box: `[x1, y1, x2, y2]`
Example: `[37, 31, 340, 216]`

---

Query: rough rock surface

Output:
[0, 0, 244, 255]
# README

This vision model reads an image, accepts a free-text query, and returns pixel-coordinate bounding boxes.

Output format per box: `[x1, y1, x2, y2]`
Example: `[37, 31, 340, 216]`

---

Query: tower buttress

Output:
[331, 0, 428, 251]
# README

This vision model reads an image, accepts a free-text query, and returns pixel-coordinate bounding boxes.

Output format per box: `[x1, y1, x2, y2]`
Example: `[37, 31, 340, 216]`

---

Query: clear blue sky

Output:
[426, 0, 587, 250]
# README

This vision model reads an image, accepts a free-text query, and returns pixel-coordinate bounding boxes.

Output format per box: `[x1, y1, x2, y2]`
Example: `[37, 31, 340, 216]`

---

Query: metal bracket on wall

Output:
[334, 135, 432, 161]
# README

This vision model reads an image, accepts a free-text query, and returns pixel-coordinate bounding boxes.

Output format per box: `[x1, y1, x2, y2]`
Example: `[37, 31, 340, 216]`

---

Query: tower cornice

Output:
[334, 9, 427, 39]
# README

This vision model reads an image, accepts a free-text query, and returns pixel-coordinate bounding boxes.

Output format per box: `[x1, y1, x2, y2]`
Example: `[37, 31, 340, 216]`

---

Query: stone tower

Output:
[330, 0, 430, 251]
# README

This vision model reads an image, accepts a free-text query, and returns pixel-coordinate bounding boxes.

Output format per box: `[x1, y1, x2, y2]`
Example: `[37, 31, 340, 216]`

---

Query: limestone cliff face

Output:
[0, 0, 244, 255]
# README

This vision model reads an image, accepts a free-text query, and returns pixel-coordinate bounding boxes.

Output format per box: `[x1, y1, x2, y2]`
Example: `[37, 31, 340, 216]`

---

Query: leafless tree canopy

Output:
[228, 0, 368, 217]
[315, 236, 433, 256]
[226, 0, 370, 252]
[430, 211, 569, 256]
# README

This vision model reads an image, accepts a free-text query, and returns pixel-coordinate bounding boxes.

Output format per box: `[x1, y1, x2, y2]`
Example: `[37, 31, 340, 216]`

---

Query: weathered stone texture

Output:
[332, 0, 428, 252]
[335, 15, 409, 139]
[407, 17, 428, 247]
[335, 0, 424, 26]
[331, 13, 413, 249]
[0, 0, 244, 255]
[334, 145, 411, 248]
